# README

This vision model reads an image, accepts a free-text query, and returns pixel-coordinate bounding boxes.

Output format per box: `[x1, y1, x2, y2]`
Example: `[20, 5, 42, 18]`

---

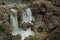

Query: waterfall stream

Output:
[22, 8, 35, 25]
[10, 8, 35, 40]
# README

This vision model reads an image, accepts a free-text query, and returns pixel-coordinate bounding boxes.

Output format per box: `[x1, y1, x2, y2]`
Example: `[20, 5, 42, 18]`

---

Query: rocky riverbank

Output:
[0, 0, 60, 40]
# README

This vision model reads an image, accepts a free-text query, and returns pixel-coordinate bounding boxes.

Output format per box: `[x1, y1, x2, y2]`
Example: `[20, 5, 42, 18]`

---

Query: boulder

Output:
[0, 5, 12, 38]
[12, 34, 21, 40]
[52, 0, 60, 7]
[20, 22, 32, 30]
[0, 5, 10, 24]
[24, 32, 49, 40]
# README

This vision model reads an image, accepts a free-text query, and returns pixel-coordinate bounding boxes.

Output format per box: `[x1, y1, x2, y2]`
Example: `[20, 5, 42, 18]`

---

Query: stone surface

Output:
[12, 34, 21, 40]
[52, 0, 60, 7]
[0, 0, 60, 40]
[20, 22, 32, 30]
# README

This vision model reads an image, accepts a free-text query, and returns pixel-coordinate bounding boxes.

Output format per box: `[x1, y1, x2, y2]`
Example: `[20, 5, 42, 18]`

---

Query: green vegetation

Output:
[0, 24, 5, 32]
[25, 36, 42, 40]
[29, 36, 40, 40]
[47, 0, 52, 1]
[21, 0, 31, 3]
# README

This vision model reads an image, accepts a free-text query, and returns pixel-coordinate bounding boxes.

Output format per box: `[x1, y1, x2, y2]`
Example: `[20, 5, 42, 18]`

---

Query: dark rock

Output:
[52, 0, 60, 7]
[0, 0, 5, 5]
[12, 34, 21, 40]
[20, 22, 32, 30]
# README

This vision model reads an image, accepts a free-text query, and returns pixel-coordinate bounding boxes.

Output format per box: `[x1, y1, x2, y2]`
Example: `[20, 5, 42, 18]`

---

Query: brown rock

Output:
[0, 0, 3, 5]
[12, 34, 21, 40]
[0, 5, 10, 24]
[20, 22, 32, 30]
[52, 0, 60, 7]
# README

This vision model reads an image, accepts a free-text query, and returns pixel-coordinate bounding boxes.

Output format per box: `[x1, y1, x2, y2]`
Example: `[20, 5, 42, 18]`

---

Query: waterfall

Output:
[22, 7, 35, 25]
[10, 8, 35, 40]
[10, 9, 20, 35]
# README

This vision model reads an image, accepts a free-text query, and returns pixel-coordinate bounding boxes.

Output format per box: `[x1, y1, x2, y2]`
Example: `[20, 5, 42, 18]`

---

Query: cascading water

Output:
[10, 9, 20, 35]
[22, 7, 35, 25]
[10, 8, 35, 40]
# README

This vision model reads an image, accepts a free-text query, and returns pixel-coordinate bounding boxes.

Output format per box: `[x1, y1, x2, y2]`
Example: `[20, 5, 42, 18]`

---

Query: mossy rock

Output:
[21, 0, 31, 3]
[47, 0, 52, 1]
[29, 36, 40, 40]
[0, 24, 6, 32]
[25, 36, 43, 40]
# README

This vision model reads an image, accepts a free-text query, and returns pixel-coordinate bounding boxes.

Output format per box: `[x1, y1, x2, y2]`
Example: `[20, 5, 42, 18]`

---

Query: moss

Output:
[47, 0, 52, 1]
[21, 0, 31, 3]
[29, 36, 40, 40]
[22, 0, 27, 2]
[25, 36, 42, 40]
[0, 24, 5, 32]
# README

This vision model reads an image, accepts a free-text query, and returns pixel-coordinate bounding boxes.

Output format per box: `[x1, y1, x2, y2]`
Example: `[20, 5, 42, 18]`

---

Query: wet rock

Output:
[15, 5, 24, 26]
[24, 32, 49, 40]
[15, 5, 23, 17]
[12, 34, 21, 40]
[20, 22, 32, 30]
[24, 35, 43, 40]
[0, 32, 12, 40]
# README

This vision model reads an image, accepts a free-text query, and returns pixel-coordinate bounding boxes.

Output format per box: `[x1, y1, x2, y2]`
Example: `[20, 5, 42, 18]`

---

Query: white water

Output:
[10, 8, 35, 40]
[22, 8, 35, 25]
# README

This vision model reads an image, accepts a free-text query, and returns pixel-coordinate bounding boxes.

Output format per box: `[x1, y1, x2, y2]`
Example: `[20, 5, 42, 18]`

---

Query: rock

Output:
[20, 22, 32, 30]
[0, 32, 12, 40]
[14, 5, 23, 28]
[44, 12, 54, 32]
[0, 0, 4, 5]
[33, 21, 48, 34]
[44, 12, 60, 32]
[0, 5, 10, 24]
[52, 0, 60, 7]
[28, 0, 47, 16]
[32, 14, 48, 34]
[36, 32, 49, 40]
[24, 35, 43, 40]
[0, 5, 11, 33]
[50, 15, 59, 26]
[15, 5, 23, 17]
[0, 5, 12, 40]
[0, 32, 7, 40]
[24, 32, 49, 40]
[12, 34, 21, 40]
[45, 3, 60, 15]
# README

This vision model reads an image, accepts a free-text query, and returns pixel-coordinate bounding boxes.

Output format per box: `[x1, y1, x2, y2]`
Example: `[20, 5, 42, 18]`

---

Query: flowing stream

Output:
[10, 8, 35, 40]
